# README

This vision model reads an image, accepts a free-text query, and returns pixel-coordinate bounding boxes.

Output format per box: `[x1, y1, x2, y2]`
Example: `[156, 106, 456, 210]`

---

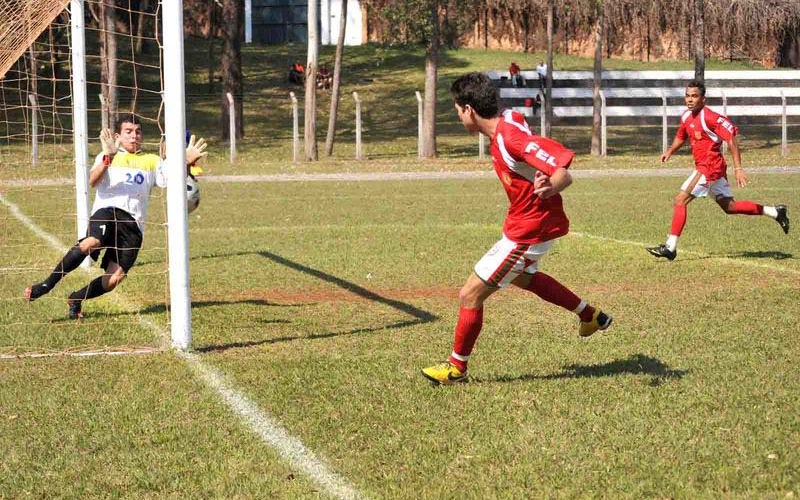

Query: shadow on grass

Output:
[195, 318, 423, 354]
[725, 250, 793, 260]
[474, 354, 688, 386]
[191, 250, 439, 353]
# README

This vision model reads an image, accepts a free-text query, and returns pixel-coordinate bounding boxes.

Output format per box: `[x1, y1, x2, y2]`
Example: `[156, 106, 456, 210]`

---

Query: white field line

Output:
[0, 347, 160, 360]
[570, 231, 800, 276]
[0, 193, 368, 500]
[2, 165, 799, 187]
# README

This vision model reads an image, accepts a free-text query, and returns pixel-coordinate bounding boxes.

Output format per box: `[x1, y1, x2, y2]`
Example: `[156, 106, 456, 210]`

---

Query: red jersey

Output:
[676, 106, 738, 182]
[490, 109, 574, 244]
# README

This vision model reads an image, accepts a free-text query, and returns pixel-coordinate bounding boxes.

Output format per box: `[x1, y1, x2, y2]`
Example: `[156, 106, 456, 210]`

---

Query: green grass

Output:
[1, 171, 798, 499]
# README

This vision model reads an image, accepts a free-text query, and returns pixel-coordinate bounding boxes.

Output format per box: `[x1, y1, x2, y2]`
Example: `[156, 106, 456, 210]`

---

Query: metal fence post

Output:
[721, 91, 728, 155]
[539, 94, 546, 137]
[478, 133, 485, 160]
[781, 90, 787, 158]
[353, 91, 362, 160]
[28, 94, 38, 167]
[227, 92, 236, 163]
[600, 90, 607, 156]
[289, 91, 298, 163]
[661, 89, 668, 153]
[415, 90, 423, 159]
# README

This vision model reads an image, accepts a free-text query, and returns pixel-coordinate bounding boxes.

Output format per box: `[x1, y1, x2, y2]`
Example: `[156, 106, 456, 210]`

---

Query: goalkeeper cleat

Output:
[421, 361, 467, 386]
[67, 299, 84, 320]
[579, 309, 613, 337]
[646, 244, 677, 261]
[775, 205, 789, 234]
[24, 283, 50, 302]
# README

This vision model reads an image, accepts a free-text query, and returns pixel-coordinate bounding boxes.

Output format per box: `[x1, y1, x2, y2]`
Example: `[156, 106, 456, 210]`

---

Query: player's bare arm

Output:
[534, 167, 572, 198]
[728, 135, 748, 188]
[661, 137, 684, 163]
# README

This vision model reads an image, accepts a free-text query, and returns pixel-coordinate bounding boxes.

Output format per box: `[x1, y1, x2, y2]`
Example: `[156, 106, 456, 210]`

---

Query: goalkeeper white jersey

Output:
[90, 150, 167, 233]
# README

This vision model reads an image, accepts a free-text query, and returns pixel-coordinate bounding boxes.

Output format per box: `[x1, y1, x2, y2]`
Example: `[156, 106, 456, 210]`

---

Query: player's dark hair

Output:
[687, 80, 706, 96]
[115, 113, 141, 132]
[450, 72, 499, 119]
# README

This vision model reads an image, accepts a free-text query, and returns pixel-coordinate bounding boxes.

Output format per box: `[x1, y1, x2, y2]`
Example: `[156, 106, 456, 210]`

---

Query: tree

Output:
[89, 1, 118, 127]
[305, 0, 319, 160]
[325, 0, 348, 156]
[421, 0, 439, 158]
[220, 0, 243, 141]
[590, 0, 603, 156]
[544, 0, 554, 137]
[363, 0, 479, 159]
[693, 0, 705, 82]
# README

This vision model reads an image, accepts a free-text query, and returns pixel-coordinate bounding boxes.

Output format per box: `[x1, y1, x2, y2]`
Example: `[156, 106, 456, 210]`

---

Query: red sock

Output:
[525, 272, 594, 321]
[670, 204, 687, 236]
[730, 200, 763, 215]
[449, 307, 483, 371]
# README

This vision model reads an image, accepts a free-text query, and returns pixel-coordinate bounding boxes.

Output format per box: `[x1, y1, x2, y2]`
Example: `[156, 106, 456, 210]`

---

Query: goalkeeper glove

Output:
[99, 128, 120, 156]
[186, 135, 208, 165]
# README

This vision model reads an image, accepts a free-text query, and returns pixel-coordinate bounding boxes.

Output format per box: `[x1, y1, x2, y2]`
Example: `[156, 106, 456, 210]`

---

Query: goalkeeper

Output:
[24, 114, 207, 319]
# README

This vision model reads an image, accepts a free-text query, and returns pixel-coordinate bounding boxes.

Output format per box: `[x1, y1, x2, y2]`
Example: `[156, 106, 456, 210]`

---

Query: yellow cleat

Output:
[579, 309, 613, 337]
[421, 361, 467, 385]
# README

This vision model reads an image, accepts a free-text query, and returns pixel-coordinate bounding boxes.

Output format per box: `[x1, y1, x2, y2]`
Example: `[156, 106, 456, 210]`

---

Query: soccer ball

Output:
[186, 176, 200, 213]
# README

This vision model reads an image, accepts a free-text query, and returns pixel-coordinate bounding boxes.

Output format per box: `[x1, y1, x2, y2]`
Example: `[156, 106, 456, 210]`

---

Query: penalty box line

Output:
[0, 193, 368, 500]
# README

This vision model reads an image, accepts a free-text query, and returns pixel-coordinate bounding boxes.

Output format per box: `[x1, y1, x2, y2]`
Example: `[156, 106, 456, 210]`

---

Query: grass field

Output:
[1, 167, 798, 499]
[2, 38, 799, 500]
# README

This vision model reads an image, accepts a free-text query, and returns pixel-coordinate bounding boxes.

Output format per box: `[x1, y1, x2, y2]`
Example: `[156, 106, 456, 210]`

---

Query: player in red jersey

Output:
[421, 72, 612, 385]
[647, 80, 789, 261]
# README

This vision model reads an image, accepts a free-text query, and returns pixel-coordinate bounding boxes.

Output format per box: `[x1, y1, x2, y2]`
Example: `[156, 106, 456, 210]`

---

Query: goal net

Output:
[0, 0, 189, 357]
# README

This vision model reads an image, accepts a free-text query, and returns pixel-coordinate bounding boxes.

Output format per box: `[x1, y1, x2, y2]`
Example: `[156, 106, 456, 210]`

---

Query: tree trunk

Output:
[134, 0, 149, 54]
[100, 1, 118, 124]
[220, 0, 244, 140]
[778, 29, 800, 68]
[544, 0, 554, 138]
[421, 0, 439, 158]
[304, 0, 319, 160]
[591, 1, 603, 156]
[693, 0, 705, 82]
[325, 0, 348, 156]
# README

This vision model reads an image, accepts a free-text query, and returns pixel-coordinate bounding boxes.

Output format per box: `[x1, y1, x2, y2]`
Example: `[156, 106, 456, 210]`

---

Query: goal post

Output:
[1, 0, 193, 350]
[162, 0, 192, 349]
[70, 0, 91, 261]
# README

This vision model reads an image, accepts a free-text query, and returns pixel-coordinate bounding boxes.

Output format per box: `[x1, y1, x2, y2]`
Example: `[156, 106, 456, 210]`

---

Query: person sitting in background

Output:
[288, 61, 305, 84]
[317, 64, 332, 90]
[536, 60, 548, 91]
[509, 61, 523, 87]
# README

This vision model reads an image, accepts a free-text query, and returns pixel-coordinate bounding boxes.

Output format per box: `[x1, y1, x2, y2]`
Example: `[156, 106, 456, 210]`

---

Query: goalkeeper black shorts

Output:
[83, 207, 143, 272]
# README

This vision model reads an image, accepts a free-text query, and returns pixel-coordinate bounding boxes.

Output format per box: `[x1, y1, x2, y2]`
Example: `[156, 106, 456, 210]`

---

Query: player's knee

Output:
[78, 238, 100, 254]
[717, 197, 735, 213]
[673, 194, 689, 206]
[106, 271, 126, 289]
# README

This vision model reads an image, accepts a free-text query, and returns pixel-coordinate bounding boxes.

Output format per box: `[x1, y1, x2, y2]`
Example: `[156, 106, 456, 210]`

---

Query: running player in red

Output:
[421, 72, 612, 385]
[647, 80, 789, 261]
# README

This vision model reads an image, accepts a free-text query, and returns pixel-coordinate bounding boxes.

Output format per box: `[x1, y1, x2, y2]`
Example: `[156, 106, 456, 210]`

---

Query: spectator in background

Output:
[509, 61, 523, 87]
[288, 61, 305, 84]
[317, 63, 332, 90]
[536, 60, 548, 91]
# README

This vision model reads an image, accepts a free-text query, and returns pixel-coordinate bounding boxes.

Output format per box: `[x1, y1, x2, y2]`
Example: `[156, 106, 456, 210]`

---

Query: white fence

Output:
[490, 70, 800, 156]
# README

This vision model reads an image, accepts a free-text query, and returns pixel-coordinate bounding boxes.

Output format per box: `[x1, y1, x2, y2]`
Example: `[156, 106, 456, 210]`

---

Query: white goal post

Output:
[1, 0, 193, 349]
